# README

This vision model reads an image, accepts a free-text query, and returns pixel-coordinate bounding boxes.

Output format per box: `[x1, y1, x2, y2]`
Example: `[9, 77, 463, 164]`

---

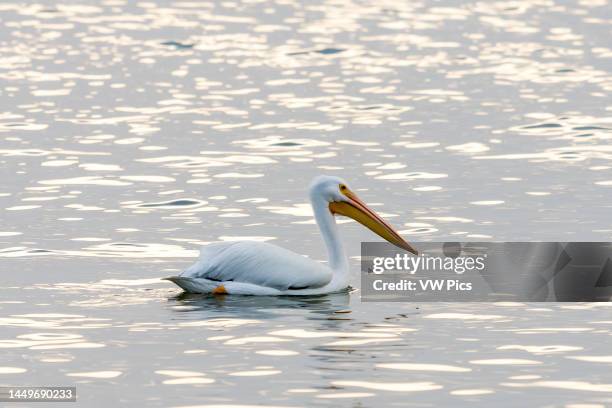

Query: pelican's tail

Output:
[163, 276, 219, 294]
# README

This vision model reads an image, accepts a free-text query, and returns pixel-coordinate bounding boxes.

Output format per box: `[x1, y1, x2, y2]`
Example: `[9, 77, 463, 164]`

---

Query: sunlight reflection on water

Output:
[1, 0, 612, 405]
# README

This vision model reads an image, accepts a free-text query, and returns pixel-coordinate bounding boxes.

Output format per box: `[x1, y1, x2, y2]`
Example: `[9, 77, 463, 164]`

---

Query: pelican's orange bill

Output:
[329, 188, 418, 255]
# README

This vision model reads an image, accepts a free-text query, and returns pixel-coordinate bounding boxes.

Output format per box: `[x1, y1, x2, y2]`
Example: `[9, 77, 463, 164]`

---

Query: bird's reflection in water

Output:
[168, 289, 354, 321]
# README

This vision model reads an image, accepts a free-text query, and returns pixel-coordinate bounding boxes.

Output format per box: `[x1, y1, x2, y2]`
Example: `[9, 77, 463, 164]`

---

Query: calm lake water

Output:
[1, 0, 612, 406]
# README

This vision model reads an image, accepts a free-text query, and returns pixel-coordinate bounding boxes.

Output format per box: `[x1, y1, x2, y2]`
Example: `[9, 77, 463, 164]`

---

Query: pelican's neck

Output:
[311, 196, 348, 274]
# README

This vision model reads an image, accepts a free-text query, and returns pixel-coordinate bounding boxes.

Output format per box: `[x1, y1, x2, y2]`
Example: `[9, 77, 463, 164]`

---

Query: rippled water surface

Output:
[1, 0, 612, 406]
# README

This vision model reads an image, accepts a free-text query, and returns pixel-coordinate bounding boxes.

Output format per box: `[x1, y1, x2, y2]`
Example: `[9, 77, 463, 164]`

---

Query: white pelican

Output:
[165, 175, 417, 295]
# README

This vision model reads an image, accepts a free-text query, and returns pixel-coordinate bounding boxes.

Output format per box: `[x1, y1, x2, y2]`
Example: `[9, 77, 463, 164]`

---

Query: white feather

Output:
[180, 241, 332, 290]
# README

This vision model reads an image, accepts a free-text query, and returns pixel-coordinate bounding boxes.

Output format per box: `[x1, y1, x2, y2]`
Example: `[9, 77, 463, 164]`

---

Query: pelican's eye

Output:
[339, 184, 347, 193]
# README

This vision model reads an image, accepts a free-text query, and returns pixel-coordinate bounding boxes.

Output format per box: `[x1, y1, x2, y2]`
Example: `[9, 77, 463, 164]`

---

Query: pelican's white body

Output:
[166, 176, 351, 295]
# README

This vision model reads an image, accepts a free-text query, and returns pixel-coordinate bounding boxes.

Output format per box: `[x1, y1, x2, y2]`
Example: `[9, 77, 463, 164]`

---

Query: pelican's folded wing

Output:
[180, 241, 333, 290]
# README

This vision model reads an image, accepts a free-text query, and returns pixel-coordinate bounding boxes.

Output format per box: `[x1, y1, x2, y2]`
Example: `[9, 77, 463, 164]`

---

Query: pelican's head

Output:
[309, 175, 418, 255]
